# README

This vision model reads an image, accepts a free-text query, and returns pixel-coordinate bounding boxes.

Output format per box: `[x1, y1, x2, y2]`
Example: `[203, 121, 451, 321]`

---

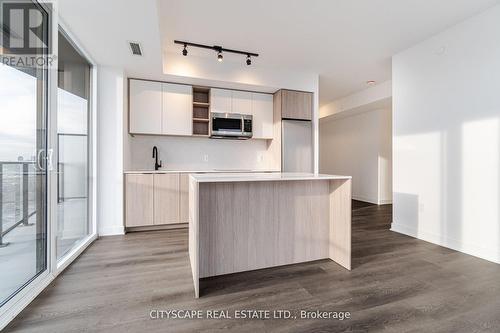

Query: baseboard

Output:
[126, 223, 188, 233]
[98, 225, 125, 236]
[352, 194, 379, 205]
[391, 222, 500, 264]
[378, 199, 393, 205]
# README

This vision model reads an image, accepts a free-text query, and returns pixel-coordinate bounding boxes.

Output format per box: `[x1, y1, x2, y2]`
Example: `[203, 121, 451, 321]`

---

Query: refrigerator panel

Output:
[282, 120, 313, 172]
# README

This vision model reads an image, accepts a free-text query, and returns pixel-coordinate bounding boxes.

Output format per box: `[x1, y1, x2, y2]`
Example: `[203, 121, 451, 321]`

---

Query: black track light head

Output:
[217, 51, 223, 62]
[246, 55, 251, 66]
[182, 44, 188, 56]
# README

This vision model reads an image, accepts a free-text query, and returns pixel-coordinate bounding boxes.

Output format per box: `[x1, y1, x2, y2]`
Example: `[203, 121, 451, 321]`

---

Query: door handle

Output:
[46, 148, 54, 171]
[37, 149, 45, 171]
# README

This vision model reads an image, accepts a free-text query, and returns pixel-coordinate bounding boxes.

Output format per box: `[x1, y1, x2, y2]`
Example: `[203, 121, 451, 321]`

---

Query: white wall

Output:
[97, 66, 125, 236]
[392, 4, 500, 263]
[378, 111, 393, 204]
[320, 80, 392, 118]
[320, 109, 392, 204]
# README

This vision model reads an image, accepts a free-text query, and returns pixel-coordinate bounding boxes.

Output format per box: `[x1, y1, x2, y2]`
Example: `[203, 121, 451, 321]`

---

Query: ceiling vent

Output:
[129, 42, 143, 56]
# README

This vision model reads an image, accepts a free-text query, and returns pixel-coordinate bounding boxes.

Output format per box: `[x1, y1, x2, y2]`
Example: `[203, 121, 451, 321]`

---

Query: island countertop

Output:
[189, 172, 352, 183]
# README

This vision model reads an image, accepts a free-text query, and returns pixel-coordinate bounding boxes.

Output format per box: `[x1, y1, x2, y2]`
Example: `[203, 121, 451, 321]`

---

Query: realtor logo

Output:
[1, 0, 51, 55]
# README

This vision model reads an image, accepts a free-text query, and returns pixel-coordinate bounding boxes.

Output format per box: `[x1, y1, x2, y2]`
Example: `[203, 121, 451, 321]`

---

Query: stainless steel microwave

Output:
[211, 112, 253, 139]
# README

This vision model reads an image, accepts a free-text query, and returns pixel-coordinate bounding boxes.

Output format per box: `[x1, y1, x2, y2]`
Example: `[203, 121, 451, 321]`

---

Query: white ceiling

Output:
[59, 0, 499, 106]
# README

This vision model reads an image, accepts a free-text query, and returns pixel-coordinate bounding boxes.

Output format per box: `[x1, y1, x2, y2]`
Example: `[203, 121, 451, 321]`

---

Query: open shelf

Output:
[192, 87, 210, 136]
[193, 102, 210, 107]
[193, 106, 209, 120]
[193, 87, 209, 104]
[193, 121, 209, 136]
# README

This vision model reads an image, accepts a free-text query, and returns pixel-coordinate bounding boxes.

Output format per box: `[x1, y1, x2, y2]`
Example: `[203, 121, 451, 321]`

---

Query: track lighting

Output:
[174, 40, 258, 65]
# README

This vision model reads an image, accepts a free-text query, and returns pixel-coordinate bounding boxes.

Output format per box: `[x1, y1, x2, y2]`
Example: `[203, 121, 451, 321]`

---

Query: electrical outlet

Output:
[258, 154, 264, 163]
[203, 154, 209, 162]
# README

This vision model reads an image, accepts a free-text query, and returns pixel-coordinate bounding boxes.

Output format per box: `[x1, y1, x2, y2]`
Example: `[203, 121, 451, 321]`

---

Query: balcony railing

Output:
[0, 161, 37, 247]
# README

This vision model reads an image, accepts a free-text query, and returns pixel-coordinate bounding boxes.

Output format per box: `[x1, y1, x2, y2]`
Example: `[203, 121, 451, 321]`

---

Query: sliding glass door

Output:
[1, 2, 96, 326]
[0, 2, 49, 306]
[56, 31, 92, 261]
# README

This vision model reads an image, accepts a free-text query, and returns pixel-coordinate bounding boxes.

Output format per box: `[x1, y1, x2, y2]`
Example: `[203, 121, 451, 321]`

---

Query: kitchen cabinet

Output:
[162, 83, 192, 136]
[179, 174, 190, 223]
[281, 90, 312, 120]
[125, 174, 154, 227]
[129, 79, 162, 134]
[232, 91, 252, 115]
[210, 88, 232, 114]
[125, 172, 192, 228]
[153, 174, 180, 225]
[251, 93, 274, 139]
[129, 78, 276, 139]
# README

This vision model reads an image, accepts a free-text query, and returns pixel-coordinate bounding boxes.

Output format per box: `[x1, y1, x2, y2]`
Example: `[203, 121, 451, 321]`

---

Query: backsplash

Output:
[124, 135, 277, 171]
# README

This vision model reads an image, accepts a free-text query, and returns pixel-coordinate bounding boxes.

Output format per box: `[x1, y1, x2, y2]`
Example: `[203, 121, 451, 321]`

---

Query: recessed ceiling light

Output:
[366, 80, 376, 85]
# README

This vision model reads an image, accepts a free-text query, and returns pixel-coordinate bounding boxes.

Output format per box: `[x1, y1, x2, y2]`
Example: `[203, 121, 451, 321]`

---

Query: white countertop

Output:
[189, 172, 352, 183]
[124, 169, 280, 174]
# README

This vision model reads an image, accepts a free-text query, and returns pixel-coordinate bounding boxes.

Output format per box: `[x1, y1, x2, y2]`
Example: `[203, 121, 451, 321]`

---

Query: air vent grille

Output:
[129, 42, 142, 56]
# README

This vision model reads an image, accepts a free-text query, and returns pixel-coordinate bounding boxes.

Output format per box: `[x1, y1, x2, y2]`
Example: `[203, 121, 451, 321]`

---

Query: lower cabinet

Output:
[125, 174, 154, 227]
[153, 173, 180, 225]
[125, 173, 191, 228]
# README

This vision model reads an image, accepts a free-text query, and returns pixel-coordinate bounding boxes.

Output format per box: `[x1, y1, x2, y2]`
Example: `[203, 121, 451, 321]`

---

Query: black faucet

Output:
[152, 146, 162, 170]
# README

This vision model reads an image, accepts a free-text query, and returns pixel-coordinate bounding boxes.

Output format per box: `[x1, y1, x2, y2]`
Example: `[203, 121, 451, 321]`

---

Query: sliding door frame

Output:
[0, 2, 98, 329]
[52, 20, 98, 274]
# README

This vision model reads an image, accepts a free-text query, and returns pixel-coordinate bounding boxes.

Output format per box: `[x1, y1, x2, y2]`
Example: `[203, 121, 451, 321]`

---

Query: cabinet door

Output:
[232, 90, 252, 115]
[251, 93, 274, 139]
[125, 174, 154, 227]
[153, 174, 180, 225]
[162, 83, 193, 136]
[211, 88, 232, 114]
[179, 173, 190, 223]
[281, 90, 313, 120]
[129, 79, 162, 134]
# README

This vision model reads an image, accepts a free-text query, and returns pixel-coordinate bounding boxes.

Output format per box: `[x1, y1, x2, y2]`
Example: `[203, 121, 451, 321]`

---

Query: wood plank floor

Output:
[5, 202, 500, 332]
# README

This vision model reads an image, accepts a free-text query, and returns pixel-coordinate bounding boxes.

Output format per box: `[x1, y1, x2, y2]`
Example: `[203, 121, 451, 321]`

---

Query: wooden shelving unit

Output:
[192, 87, 210, 136]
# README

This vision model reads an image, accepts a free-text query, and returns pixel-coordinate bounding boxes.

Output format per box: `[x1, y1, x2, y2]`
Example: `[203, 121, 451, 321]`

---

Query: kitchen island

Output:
[188, 173, 352, 297]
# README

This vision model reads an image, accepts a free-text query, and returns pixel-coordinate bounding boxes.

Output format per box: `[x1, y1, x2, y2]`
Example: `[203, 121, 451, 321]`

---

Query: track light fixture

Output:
[174, 40, 258, 65]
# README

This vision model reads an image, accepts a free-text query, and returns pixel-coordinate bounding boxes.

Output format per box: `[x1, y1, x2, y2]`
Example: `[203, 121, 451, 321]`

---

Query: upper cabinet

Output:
[129, 79, 192, 136]
[281, 90, 312, 120]
[232, 90, 252, 115]
[162, 83, 192, 136]
[210, 88, 232, 114]
[129, 79, 275, 140]
[211, 88, 274, 139]
[251, 93, 274, 139]
[129, 79, 162, 134]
